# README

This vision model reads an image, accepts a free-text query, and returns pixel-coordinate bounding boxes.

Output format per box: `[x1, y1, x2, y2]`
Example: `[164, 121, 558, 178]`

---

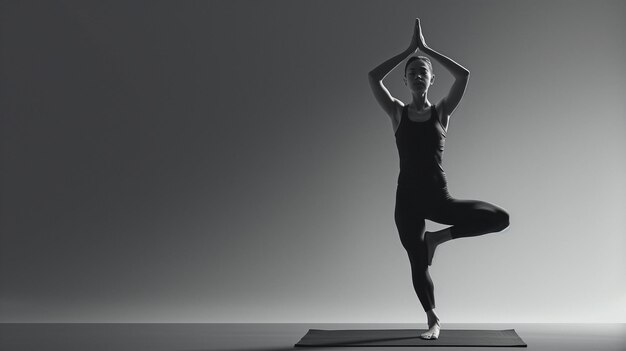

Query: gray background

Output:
[1, 0, 624, 323]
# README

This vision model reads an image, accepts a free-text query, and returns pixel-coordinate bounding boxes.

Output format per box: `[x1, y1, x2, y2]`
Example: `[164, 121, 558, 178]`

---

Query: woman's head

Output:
[403, 56, 434, 92]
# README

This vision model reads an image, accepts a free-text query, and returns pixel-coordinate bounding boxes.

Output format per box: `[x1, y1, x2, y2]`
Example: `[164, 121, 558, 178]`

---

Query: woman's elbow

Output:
[454, 70, 470, 81]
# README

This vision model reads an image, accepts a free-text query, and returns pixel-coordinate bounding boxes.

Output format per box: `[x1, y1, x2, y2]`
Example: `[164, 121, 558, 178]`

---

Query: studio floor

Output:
[0, 323, 624, 351]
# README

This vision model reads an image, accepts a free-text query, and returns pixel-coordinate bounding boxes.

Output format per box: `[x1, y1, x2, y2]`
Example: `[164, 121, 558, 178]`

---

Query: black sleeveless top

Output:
[395, 104, 448, 188]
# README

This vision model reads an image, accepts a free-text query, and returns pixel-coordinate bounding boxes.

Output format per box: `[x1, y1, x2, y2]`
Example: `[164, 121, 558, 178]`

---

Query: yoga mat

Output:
[294, 328, 527, 347]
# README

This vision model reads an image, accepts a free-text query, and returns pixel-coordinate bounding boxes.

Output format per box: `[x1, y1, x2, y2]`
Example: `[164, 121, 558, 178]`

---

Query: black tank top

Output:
[395, 104, 448, 188]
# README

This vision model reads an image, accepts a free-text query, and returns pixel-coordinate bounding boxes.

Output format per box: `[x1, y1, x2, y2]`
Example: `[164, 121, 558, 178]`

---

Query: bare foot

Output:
[420, 319, 440, 340]
[424, 231, 436, 266]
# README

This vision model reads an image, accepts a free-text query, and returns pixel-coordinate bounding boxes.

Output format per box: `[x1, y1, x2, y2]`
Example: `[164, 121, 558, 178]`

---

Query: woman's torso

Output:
[394, 104, 448, 189]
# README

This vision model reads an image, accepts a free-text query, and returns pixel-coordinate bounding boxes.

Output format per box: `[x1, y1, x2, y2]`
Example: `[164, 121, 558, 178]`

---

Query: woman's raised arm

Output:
[367, 47, 413, 118]
[367, 20, 420, 118]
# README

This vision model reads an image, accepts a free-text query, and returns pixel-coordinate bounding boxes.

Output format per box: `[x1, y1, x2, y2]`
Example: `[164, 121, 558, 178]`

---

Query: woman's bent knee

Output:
[494, 209, 510, 231]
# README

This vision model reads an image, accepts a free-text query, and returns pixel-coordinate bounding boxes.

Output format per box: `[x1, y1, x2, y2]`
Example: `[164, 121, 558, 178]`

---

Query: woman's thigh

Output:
[394, 187, 427, 254]
[425, 196, 508, 226]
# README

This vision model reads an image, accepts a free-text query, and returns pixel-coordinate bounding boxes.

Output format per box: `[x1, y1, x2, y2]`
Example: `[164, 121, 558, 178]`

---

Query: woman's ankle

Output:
[426, 309, 439, 321]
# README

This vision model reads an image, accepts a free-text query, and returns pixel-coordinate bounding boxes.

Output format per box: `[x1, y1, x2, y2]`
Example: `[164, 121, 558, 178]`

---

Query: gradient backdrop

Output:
[1, 0, 625, 323]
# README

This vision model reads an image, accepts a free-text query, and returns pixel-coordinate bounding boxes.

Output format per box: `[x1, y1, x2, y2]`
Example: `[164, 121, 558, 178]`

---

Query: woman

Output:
[367, 19, 510, 340]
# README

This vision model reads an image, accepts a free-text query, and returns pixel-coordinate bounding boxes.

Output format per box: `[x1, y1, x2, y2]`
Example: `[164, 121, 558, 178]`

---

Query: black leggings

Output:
[394, 184, 510, 312]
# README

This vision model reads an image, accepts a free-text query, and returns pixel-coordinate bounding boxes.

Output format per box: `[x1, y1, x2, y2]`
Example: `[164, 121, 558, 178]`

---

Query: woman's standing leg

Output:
[394, 187, 436, 313]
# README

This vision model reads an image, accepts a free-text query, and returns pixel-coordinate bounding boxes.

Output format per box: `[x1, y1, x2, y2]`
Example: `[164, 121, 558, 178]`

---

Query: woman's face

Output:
[404, 61, 434, 92]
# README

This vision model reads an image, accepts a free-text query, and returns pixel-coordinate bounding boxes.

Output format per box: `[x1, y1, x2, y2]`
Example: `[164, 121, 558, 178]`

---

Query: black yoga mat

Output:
[294, 328, 527, 347]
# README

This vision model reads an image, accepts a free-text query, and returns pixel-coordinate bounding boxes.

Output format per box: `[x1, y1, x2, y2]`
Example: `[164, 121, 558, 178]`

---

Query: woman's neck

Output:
[409, 92, 430, 111]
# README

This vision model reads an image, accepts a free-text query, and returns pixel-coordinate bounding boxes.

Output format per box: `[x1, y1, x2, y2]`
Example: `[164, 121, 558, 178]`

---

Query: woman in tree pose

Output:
[367, 18, 510, 340]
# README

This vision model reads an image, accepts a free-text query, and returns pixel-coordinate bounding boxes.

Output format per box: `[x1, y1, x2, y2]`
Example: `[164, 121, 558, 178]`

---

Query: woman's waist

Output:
[398, 168, 447, 180]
